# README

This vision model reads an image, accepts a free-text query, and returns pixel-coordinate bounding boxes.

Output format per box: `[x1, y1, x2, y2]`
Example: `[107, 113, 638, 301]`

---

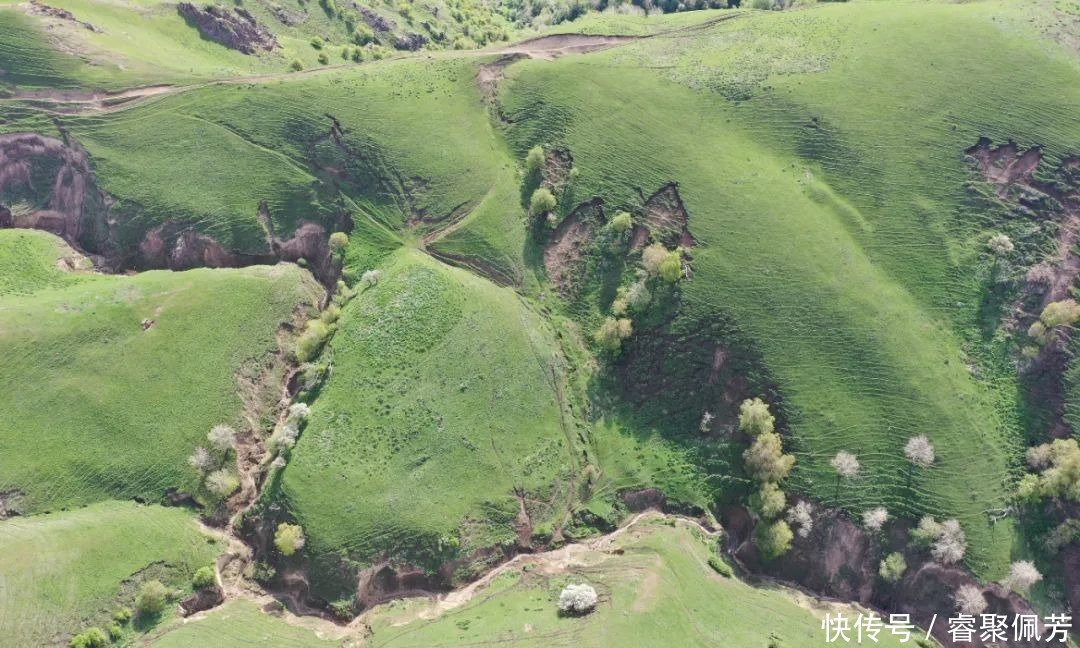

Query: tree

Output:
[69, 628, 108, 648]
[738, 397, 775, 436]
[525, 145, 545, 177]
[187, 447, 213, 473]
[658, 249, 683, 283]
[754, 519, 794, 561]
[1030, 299, 1080, 345]
[831, 451, 860, 479]
[275, 522, 306, 556]
[785, 500, 813, 538]
[904, 435, 935, 468]
[863, 507, 888, 532]
[207, 425, 237, 452]
[1002, 560, 1042, 594]
[625, 280, 651, 311]
[954, 584, 987, 615]
[699, 411, 715, 434]
[594, 316, 632, 352]
[641, 243, 669, 276]
[609, 211, 632, 233]
[192, 566, 216, 589]
[750, 482, 786, 519]
[288, 402, 311, 422]
[911, 516, 966, 564]
[529, 187, 556, 219]
[329, 232, 349, 257]
[987, 233, 1014, 256]
[361, 269, 382, 286]
[744, 432, 795, 482]
[879, 552, 907, 583]
[557, 583, 598, 615]
[134, 580, 169, 617]
[1020, 438, 1080, 501]
[205, 469, 239, 497]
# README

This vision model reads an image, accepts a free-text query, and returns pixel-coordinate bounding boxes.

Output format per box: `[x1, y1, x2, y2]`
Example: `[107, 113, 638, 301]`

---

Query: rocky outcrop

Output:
[179, 585, 224, 616]
[28, 0, 101, 32]
[177, 3, 279, 55]
[393, 32, 428, 51]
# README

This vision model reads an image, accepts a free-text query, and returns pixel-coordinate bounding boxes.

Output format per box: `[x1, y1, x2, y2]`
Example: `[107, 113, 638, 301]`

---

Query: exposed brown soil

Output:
[177, 3, 279, 55]
[179, 585, 225, 616]
[543, 198, 603, 295]
[0, 489, 25, 519]
[541, 147, 573, 190]
[639, 182, 697, 248]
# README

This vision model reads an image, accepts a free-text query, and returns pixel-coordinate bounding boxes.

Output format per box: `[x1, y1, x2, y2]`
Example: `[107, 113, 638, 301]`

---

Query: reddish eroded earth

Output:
[177, 3, 279, 55]
[638, 183, 697, 249]
[543, 198, 603, 295]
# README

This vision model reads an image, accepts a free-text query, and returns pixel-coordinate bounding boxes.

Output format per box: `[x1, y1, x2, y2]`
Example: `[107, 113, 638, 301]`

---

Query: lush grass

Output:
[279, 248, 579, 596]
[499, 0, 1080, 577]
[0, 230, 323, 513]
[0, 501, 221, 648]
[365, 517, 909, 648]
[144, 600, 337, 648]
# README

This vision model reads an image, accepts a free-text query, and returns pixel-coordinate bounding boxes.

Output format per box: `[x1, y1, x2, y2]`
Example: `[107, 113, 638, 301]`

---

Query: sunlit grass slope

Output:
[280, 248, 578, 594]
[0, 230, 322, 512]
[145, 600, 337, 648]
[0, 501, 220, 648]
[499, 0, 1080, 577]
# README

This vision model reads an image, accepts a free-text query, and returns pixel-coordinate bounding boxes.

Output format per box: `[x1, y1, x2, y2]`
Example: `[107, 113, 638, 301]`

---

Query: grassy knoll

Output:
[0, 501, 221, 648]
[0, 230, 323, 513]
[499, 0, 1080, 577]
[365, 516, 909, 648]
[144, 601, 339, 648]
[279, 248, 579, 597]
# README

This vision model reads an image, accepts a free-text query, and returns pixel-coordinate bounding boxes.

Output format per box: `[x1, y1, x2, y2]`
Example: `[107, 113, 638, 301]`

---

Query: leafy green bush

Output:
[112, 607, 132, 624]
[525, 145, 545, 176]
[609, 211, 632, 233]
[352, 25, 374, 45]
[529, 187, 556, 219]
[69, 627, 107, 648]
[707, 555, 733, 577]
[275, 522, 306, 556]
[749, 482, 786, 520]
[310, 36, 324, 50]
[107, 624, 122, 641]
[192, 565, 216, 589]
[134, 580, 169, 618]
[879, 552, 907, 582]
[295, 319, 332, 363]
[317, 52, 330, 65]
[594, 316, 632, 352]
[289, 59, 303, 72]
[754, 520, 793, 561]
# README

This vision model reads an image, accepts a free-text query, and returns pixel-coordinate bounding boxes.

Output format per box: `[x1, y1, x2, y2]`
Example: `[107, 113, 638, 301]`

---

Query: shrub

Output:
[954, 584, 987, 615]
[904, 435, 935, 468]
[641, 242, 669, 275]
[352, 25, 374, 44]
[187, 446, 213, 472]
[275, 522, 306, 556]
[134, 580, 169, 617]
[351, 46, 364, 62]
[862, 507, 888, 531]
[529, 187, 556, 219]
[1041, 299, 1080, 328]
[744, 432, 795, 482]
[830, 451, 860, 478]
[626, 281, 651, 311]
[750, 482, 786, 519]
[295, 319, 332, 363]
[192, 566, 216, 589]
[341, 46, 350, 59]
[609, 211, 632, 233]
[707, 555, 733, 577]
[207, 424, 237, 451]
[320, 304, 341, 324]
[1021, 438, 1080, 501]
[879, 552, 906, 582]
[754, 519, 794, 561]
[329, 231, 349, 255]
[69, 628, 108, 648]
[785, 500, 813, 538]
[108, 624, 122, 641]
[112, 607, 133, 624]
[1002, 560, 1042, 593]
[205, 469, 239, 497]
[911, 516, 966, 564]
[594, 316, 632, 352]
[525, 145, 545, 176]
[287, 402, 311, 422]
[987, 233, 1014, 256]
[738, 397, 775, 436]
[310, 36, 324, 49]
[557, 583, 598, 615]
[318, 52, 330, 65]
[290, 59, 303, 71]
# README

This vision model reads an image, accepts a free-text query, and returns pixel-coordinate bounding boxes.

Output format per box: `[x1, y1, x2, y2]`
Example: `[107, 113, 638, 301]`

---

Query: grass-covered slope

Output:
[279, 248, 578, 593]
[0, 230, 323, 513]
[498, 0, 1080, 577]
[145, 601, 337, 648]
[0, 501, 220, 648]
[366, 516, 908, 648]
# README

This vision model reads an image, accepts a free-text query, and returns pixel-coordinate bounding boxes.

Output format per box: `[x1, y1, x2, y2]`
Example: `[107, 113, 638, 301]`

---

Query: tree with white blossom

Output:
[1002, 560, 1042, 594]
[208, 424, 237, 452]
[558, 583, 598, 616]
[954, 584, 987, 615]
[863, 507, 888, 532]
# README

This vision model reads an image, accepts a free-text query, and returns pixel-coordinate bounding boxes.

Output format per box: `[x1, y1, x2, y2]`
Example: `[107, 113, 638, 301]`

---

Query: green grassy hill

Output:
[277, 248, 580, 599]
[0, 501, 220, 648]
[0, 230, 323, 513]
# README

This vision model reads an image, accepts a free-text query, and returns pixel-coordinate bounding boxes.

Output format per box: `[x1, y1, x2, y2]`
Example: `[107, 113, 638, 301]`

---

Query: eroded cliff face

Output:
[0, 132, 339, 281]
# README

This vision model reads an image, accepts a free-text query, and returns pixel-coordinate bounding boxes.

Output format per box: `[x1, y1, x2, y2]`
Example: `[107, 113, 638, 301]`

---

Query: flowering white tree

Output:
[987, 233, 1015, 256]
[558, 583, 598, 615]
[831, 451, 860, 478]
[361, 269, 382, 286]
[932, 519, 967, 565]
[187, 446, 214, 473]
[287, 403, 310, 422]
[954, 584, 987, 615]
[208, 425, 237, 452]
[863, 507, 888, 532]
[786, 500, 814, 538]
[205, 469, 239, 497]
[1003, 561, 1043, 594]
[699, 411, 715, 434]
[904, 435, 935, 468]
